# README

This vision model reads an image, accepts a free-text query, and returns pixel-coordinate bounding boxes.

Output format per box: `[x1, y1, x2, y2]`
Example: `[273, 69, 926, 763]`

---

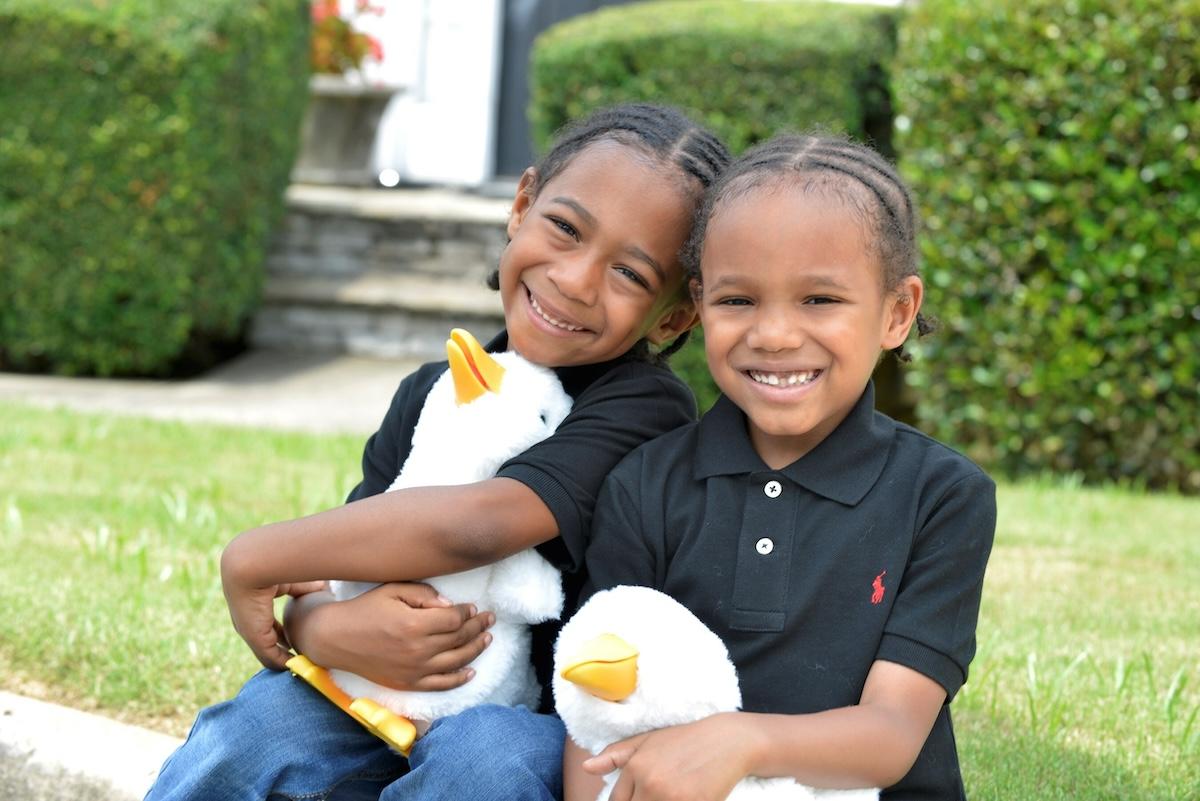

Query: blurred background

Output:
[2, 0, 1195, 492]
[1, 1, 1198, 798]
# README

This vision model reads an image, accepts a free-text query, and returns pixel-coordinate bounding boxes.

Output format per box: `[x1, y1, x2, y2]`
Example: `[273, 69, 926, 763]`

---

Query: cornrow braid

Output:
[489, 104, 732, 363]
[684, 132, 934, 362]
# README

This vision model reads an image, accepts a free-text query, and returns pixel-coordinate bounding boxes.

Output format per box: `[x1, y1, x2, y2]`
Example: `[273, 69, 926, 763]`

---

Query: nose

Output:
[546, 251, 602, 306]
[746, 304, 805, 352]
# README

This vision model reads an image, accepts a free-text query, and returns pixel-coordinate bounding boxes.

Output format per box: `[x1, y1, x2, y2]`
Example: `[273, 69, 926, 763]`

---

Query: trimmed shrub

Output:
[895, 0, 1200, 491]
[531, 0, 911, 416]
[0, 0, 310, 375]
[530, 0, 898, 156]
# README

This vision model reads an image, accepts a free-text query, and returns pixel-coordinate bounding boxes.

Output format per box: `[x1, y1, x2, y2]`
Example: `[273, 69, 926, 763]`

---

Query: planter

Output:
[292, 74, 396, 186]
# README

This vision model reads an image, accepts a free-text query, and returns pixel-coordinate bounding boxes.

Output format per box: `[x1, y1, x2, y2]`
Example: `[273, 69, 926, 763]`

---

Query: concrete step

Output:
[251, 271, 505, 360]
[251, 185, 511, 360]
[267, 183, 511, 283]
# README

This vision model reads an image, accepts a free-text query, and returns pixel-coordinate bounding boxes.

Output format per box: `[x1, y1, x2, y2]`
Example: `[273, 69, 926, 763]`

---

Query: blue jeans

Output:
[145, 669, 565, 801]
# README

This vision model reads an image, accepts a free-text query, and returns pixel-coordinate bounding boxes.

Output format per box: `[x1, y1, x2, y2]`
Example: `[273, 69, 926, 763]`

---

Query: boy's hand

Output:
[294, 581, 495, 691]
[222, 575, 327, 671]
[584, 713, 755, 801]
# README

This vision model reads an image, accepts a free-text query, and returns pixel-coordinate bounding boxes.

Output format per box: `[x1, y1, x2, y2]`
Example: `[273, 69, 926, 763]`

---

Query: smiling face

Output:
[697, 183, 922, 469]
[498, 141, 699, 368]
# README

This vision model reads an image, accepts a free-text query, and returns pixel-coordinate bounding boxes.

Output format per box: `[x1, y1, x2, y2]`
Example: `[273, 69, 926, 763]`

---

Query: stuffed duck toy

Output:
[554, 586, 879, 801]
[288, 328, 572, 754]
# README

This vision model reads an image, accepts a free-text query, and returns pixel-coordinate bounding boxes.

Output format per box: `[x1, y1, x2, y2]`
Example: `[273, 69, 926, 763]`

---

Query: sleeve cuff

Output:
[496, 462, 584, 572]
[876, 632, 966, 700]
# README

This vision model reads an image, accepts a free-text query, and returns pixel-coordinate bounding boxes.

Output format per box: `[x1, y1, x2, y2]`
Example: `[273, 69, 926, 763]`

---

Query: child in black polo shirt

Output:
[567, 134, 996, 801]
[146, 105, 731, 801]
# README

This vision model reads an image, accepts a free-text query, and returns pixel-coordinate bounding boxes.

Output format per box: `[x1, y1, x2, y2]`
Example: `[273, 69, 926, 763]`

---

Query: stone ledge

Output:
[0, 691, 182, 801]
[286, 184, 511, 225]
[262, 272, 504, 317]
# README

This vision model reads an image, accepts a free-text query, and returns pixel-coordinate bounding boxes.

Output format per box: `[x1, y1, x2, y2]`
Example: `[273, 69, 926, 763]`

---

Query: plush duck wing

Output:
[554, 586, 879, 801]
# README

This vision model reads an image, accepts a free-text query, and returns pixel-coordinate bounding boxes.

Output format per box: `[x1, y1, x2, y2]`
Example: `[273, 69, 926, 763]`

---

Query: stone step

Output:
[250, 271, 505, 361]
[251, 185, 511, 361]
[267, 184, 511, 284]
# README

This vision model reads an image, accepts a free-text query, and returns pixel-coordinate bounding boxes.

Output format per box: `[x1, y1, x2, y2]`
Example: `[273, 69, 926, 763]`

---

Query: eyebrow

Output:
[550, 196, 666, 284]
[704, 272, 854, 292]
[805, 274, 854, 291]
[550, 197, 596, 228]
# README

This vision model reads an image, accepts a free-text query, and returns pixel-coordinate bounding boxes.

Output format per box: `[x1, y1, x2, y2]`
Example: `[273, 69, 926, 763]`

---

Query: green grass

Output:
[0, 401, 363, 734]
[1, 402, 1198, 798]
[956, 476, 1200, 799]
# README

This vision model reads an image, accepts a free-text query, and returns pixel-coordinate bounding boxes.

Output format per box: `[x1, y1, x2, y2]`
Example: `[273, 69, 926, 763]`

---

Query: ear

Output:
[506, 167, 539, 240]
[645, 296, 700, 346]
[881, 275, 924, 351]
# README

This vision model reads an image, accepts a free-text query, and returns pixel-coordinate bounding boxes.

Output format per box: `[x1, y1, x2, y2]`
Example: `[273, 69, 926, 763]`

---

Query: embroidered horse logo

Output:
[871, 570, 887, 605]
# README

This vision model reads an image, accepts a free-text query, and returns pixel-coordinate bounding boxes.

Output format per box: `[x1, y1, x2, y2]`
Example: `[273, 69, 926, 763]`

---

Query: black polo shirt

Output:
[583, 383, 996, 800]
[345, 329, 697, 711]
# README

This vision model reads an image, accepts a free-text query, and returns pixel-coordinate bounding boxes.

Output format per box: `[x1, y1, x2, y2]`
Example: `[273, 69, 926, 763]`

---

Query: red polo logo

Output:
[871, 570, 887, 605]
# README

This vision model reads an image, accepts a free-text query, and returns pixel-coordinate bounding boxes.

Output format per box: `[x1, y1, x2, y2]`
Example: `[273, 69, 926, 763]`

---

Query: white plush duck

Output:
[289, 328, 572, 754]
[554, 586, 879, 801]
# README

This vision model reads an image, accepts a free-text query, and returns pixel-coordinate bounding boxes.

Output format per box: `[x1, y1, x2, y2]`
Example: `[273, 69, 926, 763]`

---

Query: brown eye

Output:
[614, 265, 649, 289]
[548, 216, 578, 240]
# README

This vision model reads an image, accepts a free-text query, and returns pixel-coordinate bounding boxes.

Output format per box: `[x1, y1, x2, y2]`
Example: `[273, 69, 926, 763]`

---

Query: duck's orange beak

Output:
[447, 328, 505, 406]
[560, 633, 639, 702]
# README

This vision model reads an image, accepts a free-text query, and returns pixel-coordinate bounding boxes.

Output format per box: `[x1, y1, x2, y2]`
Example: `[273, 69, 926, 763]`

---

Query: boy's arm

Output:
[587, 659, 945, 800]
[223, 477, 556, 669]
[564, 737, 605, 801]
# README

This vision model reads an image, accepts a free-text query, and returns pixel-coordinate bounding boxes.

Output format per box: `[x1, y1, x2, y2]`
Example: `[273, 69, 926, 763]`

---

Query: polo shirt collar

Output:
[694, 382, 894, 506]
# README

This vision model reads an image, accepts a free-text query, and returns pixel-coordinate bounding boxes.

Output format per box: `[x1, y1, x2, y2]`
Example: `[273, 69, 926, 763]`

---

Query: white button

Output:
[764, 480, 782, 498]
[755, 537, 774, 555]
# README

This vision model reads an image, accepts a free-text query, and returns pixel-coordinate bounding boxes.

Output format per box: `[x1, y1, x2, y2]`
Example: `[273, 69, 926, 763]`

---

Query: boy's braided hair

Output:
[684, 133, 934, 362]
[489, 103, 731, 361]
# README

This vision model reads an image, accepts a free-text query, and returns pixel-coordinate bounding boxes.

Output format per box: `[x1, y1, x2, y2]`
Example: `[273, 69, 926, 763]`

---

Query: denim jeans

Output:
[144, 669, 565, 801]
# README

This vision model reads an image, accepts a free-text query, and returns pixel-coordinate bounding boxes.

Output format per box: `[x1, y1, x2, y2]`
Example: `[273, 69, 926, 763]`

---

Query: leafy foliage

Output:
[0, 0, 310, 375]
[530, 0, 898, 156]
[894, 0, 1200, 491]
[310, 0, 383, 76]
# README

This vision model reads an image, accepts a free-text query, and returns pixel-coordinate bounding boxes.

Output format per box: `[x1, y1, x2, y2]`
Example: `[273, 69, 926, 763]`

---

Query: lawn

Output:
[1, 401, 1197, 798]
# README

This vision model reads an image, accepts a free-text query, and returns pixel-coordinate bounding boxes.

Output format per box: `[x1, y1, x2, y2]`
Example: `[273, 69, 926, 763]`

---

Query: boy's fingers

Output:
[412, 667, 475, 692]
[420, 603, 480, 634]
[283, 580, 327, 598]
[384, 582, 452, 608]
[250, 633, 291, 671]
[437, 611, 493, 649]
[427, 630, 491, 674]
[583, 735, 644, 775]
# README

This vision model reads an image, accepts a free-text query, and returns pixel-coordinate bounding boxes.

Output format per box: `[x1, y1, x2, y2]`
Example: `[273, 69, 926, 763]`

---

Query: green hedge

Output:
[531, 0, 909, 416]
[0, 0, 309, 375]
[531, 0, 898, 156]
[895, 0, 1200, 491]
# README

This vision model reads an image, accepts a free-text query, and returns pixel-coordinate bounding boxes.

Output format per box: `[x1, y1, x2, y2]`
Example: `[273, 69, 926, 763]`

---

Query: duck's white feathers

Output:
[329, 350, 572, 723]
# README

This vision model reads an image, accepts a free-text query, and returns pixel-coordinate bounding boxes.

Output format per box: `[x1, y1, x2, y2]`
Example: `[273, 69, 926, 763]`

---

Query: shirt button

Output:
[755, 537, 774, 555]
[764, 480, 782, 498]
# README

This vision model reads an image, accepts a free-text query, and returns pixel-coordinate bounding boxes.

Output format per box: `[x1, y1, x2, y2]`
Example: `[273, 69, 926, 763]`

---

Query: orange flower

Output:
[310, 0, 385, 75]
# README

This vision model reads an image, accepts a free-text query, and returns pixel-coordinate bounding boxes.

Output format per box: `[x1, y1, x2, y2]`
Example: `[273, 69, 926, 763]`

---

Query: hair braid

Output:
[684, 132, 933, 362]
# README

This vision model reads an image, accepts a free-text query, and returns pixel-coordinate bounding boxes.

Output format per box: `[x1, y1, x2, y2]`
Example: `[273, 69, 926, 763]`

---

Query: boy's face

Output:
[697, 185, 921, 469]
[498, 142, 698, 368]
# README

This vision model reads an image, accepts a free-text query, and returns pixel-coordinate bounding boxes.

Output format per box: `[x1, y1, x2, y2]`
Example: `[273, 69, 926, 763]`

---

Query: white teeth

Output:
[530, 294, 584, 332]
[748, 370, 820, 387]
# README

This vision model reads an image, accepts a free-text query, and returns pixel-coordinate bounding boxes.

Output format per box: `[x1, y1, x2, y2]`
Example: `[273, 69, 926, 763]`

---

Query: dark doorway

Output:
[494, 0, 638, 178]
